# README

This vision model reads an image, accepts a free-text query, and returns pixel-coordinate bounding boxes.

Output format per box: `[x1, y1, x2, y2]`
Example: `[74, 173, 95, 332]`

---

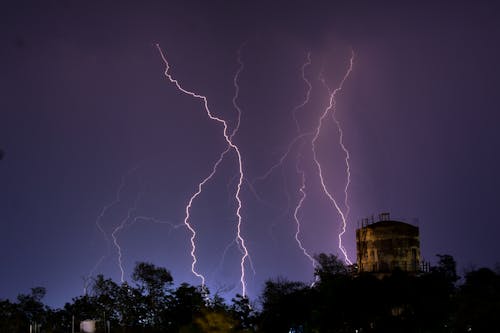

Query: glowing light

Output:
[312, 50, 354, 265]
[156, 44, 250, 296]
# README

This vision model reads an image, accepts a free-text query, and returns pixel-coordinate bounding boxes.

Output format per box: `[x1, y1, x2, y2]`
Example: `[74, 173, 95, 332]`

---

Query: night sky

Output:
[2, 1, 500, 307]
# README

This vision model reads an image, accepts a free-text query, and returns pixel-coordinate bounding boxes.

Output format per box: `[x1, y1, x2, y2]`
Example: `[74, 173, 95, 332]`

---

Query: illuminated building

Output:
[356, 213, 423, 275]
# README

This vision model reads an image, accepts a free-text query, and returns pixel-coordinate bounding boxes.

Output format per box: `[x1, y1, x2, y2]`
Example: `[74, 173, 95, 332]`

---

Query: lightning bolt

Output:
[312, 50, 354, 265]
[292, 52, 312, 133]
[231, 43, 250, 297]
[289, 52, 317, 271]
[252, 51, 313, 184]
[210, 237, 257, 293]
[111, 191, 143, 283]
[85, 167, 138, 293]
[252, 132, 312, 184]
[252, 52, 317, 270]
[328, 88, 351, 227]
[109, 214, 186, 284]
[156, 44, 250, 296]
[293, 152, 317, 270]
[129, 215, 185, 236]
[183, 147, 231, 287]
[231, 42, 246, 139]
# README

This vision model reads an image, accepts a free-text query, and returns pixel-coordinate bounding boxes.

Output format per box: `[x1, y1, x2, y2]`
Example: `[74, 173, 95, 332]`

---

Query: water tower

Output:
[356, 213, 422, 275]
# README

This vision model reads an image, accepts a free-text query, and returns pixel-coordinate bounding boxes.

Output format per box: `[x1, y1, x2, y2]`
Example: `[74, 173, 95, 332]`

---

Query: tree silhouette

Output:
[455, 267, 500, 331]
[3, 255, 500, 333]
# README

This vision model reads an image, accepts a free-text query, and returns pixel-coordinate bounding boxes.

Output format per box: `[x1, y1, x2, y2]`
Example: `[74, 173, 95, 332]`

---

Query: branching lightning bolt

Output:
[255, 52, 316, 268]
[293, 152, 316, 269]
[231, 42, 246, 139]
[252, 52, 317, 270]
[289, 52, 317, 270]
[183, 147, 231, 286]
[111, 192, 143, 283]
[129, 216, 185, 236]
[328, 89, 351, 225]
[292, 52, 312, 133]
[86, 168, 137, 293]
[252, 132, 313, 184]
[156, 44, 250, 296]
[109, 214, 186, 284]
[312, 51, 354, 265]
[231, 43, 251, 296]
[252, 52, 313, 184]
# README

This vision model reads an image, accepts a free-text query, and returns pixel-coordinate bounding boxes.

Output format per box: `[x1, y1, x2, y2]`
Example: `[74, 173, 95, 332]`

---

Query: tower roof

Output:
[362, 219, 418, 231]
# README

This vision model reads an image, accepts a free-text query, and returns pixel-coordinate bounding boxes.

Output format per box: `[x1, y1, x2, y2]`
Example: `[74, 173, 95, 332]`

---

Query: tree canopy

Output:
[1, 255, 499, 332]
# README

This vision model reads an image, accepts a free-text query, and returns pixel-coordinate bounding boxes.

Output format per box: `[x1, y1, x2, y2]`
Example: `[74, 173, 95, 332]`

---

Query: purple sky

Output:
[1, 1, 500, 307]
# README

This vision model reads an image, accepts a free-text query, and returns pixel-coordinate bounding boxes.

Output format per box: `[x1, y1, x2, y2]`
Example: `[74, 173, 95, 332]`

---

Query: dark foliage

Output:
[1, 256, 499, 332]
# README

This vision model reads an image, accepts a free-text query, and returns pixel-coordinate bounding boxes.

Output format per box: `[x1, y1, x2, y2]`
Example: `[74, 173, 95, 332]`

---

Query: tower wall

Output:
[356, 216, 420, 274]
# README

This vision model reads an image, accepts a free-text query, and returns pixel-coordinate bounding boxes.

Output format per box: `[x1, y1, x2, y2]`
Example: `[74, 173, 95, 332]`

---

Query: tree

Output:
[132, 261, 174, 328]
[17, 287, 48, 328]
[166, 283, 207, 332]
[314, 253, 348, 283]
[44, 307, 72, 333]
[230, 294, 256, 331]
[259, 278, 311, 332]
[91, 274, 120, 326]
[115, 282, 147, 329]
[0, 299, 24, 332]
[350, 272, 384, 330]
[432, 254, 459, 286]
[311, 254, 353, 332]
[455, 267, 500, 331]
[132, 262, 173, 295]
[194, 309, 239, 333]
[63, 295, 98, 329]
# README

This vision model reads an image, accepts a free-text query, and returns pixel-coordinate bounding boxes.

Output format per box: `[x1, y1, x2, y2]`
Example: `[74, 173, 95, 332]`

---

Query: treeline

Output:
[1, 255, 500, 332]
